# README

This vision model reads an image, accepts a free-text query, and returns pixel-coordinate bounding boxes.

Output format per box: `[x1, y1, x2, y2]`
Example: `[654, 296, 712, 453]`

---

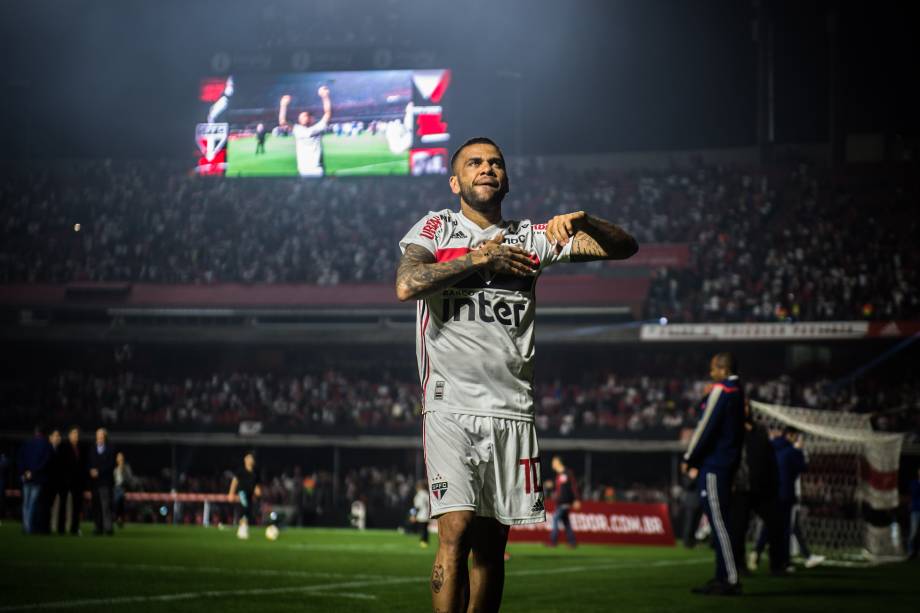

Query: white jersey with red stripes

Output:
[399, 208, 572, 422]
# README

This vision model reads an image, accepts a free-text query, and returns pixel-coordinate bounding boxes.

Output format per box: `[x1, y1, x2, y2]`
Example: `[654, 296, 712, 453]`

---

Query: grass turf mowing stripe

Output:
[0, 558, 713, 611]
[7, 560, 399, 581]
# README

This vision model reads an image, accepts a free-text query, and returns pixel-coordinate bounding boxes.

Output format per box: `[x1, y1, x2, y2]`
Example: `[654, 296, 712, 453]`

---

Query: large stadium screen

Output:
[195, 69, 451, 178]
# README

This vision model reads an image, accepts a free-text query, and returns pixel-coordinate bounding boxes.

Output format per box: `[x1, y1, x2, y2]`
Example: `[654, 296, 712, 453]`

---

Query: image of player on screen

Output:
[278, 85, 332, 177]
[207, 76, 233, 123]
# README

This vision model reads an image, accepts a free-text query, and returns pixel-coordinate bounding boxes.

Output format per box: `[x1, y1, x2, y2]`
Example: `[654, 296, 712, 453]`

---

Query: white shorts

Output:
[422, 411, 546, 525]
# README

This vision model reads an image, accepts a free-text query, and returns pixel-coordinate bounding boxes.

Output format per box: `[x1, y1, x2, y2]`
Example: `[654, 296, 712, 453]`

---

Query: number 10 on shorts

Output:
[519, 457, 542, 494]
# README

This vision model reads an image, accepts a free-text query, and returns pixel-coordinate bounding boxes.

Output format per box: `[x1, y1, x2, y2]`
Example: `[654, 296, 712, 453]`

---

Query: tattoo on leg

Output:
[431, 563, 445, 593]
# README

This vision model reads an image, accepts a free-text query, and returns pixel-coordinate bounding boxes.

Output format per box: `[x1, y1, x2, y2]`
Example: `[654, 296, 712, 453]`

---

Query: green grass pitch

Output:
[225, 132, 409, 178]
[1, 523, 917, 612]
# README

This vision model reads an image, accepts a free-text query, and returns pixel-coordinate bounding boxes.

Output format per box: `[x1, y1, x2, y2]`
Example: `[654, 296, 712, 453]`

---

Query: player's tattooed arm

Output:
[545, 211, 638, 262]
[396, 244, 477, 302]
[395, 235, 538, 301]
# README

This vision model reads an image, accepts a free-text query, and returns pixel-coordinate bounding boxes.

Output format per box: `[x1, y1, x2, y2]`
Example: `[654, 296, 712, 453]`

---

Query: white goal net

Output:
[749, 400, 904, 560]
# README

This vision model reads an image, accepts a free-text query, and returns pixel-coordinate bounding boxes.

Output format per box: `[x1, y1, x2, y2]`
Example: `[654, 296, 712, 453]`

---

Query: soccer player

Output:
[549, 455, 581, 547]
[228, 453, 261, 540]
[395, 137, 638, 613]
[682, 353, 745, 596]
[278, 86, 332, 177]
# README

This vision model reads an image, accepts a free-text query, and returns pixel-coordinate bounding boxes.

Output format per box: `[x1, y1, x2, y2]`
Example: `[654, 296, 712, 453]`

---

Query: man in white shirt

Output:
[279, 85, 332, 177]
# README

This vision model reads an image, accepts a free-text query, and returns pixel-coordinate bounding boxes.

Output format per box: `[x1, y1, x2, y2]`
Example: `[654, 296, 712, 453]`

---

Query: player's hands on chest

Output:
[470, 233, 539, 277]
[545, 210, 587, 251]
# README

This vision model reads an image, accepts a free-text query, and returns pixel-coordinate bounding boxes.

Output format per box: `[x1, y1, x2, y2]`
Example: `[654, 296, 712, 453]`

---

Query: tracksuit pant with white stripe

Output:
[699, 470, 738, 585]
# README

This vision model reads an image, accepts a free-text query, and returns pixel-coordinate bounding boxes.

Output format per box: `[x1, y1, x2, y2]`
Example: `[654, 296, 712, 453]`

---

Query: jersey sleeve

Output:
[399, 212, 445, 256]
[683, 387, 726, 466]
[308, 115, 329, 135]
[531, 223, 574, 270]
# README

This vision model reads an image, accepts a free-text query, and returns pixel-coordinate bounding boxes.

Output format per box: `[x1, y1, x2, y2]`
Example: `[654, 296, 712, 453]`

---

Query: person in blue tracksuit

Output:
[682, 353, 745, 596]
[772, 427, 807, 566]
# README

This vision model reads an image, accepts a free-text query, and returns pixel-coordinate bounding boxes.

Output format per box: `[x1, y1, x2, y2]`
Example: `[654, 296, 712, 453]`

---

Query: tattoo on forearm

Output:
[431, 563, 445, 593]
[571, 216, 638, 262]
[396, 244, 475, 299]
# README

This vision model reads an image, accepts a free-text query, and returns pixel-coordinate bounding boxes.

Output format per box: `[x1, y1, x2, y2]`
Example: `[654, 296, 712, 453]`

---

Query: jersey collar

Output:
[458, 209, 504, 233]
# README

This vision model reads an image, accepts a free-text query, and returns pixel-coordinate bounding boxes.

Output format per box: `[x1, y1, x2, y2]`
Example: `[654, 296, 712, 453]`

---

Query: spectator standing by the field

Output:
[17, 426, 52, 534]
[907, 468, 920, 560]
[59, 427, 85, 535]
[411, 480, 431, 548]
[549, 456, 581, 548]
[89, 428, 116, 535]
[113, 451, 137, 528]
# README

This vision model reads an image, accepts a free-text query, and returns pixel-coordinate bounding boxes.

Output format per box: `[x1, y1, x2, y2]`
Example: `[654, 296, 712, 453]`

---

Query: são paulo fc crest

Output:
[431, 476, 449, 500]
[196, 122, 229, 162]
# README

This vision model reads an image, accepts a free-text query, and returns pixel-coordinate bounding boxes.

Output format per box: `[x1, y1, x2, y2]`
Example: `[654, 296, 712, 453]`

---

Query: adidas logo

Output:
[450, 230, 468, 239]
[530, 497, 545, 513]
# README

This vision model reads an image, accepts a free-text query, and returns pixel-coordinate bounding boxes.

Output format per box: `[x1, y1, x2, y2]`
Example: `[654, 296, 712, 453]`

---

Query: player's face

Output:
[709, 357, 727, 382]
[450, 143, 509, 210]
[298, 112, 310, 126]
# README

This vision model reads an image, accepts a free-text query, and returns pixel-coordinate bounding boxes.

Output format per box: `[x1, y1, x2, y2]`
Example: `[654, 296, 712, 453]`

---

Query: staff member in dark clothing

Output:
[89, 428, 116, 536]
[17, 426, 52, 534]
[908, 468, 920, 559]
[255, 123, 267, 154]
[59, 427, 86, 535]
[228, 453, 261, 540]
[682, 353, 745, 596]
[43, 429, 64, 534]
[549, 456, 581, 548]
[0, 450, 10, 522]
[731, 405, 785, 575]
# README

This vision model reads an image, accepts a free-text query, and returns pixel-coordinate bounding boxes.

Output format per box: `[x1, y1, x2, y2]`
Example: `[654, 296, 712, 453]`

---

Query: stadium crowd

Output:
[3, 368, 917, 439]
[1, 158, 917, 322]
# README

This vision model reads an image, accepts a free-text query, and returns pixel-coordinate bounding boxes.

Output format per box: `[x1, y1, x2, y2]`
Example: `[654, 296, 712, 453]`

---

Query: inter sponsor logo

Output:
[441, 292, 527, 327]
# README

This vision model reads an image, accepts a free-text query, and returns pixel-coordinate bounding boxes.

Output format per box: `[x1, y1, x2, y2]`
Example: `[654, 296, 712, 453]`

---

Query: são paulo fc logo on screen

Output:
[196, 123, 229, 162]
[431, 476, 449, 500]
[195, 123, 229, 176]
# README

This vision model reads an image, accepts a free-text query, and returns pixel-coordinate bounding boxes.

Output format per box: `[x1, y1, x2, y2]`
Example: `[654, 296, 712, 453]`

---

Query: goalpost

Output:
[749, 400, 905, 561]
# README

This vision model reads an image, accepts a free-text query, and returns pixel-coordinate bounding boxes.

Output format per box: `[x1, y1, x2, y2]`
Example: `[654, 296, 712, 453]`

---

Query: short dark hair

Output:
[713, 352, 738, 374]
[450, 137, 504, 174]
